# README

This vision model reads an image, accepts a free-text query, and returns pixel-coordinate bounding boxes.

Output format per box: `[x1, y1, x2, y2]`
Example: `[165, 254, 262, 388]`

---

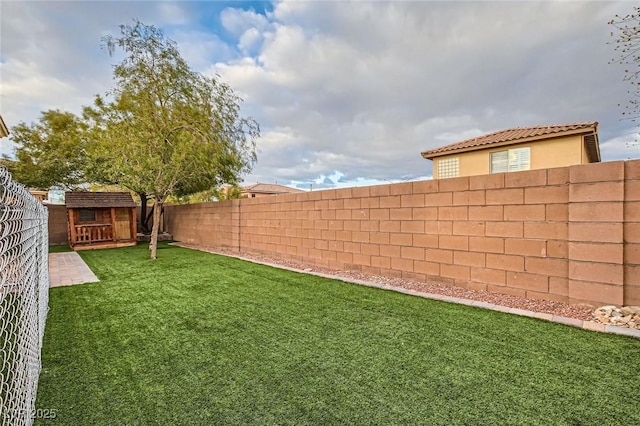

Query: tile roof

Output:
[65, 192, 137, 209]
[243, 183, 305, 194]
[421, 122, 599, 159]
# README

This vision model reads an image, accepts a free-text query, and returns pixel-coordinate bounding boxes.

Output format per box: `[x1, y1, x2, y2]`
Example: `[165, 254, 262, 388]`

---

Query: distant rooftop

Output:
[421, 121, 600, 162]
[243, 183, 305, 195]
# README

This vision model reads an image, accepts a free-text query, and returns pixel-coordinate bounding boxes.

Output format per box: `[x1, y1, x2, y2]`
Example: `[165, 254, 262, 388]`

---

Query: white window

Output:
[438, 157, 459, 179]
[490, 147, 530, 173]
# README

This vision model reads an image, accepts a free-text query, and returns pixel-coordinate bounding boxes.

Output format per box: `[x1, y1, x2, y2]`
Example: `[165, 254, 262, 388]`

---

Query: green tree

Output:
[5, 110, 87, 189]
[86, 21, 258, 259]
[610, 7, 640, 125]
[166, 184, 245, 204]
[213, 185, 244, 201]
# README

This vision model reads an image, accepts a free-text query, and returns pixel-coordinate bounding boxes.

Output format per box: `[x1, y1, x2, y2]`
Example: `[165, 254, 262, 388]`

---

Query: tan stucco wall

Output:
[242, 192, 274, 198]
[433, 134, 588, 178]
[0, 114, 9, 138]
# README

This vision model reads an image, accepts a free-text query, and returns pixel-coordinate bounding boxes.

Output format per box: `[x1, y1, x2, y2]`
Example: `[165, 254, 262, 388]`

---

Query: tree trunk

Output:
[145, 204, 154, 234]
[137, 192, 150, 233]
[149, 198, 164, 259]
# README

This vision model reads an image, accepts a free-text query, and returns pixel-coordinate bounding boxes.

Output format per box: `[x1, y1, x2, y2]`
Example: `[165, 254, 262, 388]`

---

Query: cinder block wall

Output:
[164, 200, 239, 250]
[46, 205, 68, 245]
[164, 159, 640, 307]
[624, 161, 640, 305]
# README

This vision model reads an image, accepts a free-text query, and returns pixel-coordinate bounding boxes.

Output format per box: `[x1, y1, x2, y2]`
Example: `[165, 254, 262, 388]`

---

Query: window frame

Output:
[490, 147, 530, 174]
[77, 208, 97, 223]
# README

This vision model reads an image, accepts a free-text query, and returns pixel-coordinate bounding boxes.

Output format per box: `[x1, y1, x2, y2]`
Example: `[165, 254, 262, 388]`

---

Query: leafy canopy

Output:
[166, 184, 245, 204]
[85, 20, 259, 258]
[5, 110, 87, 190]
[610, 6, 640, 125]
[85, 20, 258, 200]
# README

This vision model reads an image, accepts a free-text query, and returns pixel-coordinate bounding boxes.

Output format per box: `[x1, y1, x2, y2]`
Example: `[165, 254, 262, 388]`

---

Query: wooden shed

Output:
[65, 192, 137, 250]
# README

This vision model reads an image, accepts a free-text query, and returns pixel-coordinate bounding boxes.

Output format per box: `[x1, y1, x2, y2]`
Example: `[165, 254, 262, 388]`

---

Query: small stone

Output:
[610, 317, 623, 325]
[621, 306, 640, 316]
[597, 305, 618, 311]
[619, 315, 633, 324]
[303, 268, 313, 272]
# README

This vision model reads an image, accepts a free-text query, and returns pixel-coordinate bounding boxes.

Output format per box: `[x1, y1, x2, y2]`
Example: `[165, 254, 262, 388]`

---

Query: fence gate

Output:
[0, 167, 49, 425]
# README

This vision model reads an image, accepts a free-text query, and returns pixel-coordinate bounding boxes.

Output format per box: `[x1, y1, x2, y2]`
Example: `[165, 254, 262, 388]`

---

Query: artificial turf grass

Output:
[36, 243, 640, 425]
[48, 244, 72, 253]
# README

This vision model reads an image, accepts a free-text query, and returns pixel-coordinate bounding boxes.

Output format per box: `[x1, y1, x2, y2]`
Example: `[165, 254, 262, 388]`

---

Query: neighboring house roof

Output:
[421, 121, 600, 162]
[65, 192, 137, 208]
[243, 183, 305, 195]
[0, 114, 9, 138]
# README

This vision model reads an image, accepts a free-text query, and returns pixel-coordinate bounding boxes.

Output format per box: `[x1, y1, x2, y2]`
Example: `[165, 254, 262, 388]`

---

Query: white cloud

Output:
[216, 0, 635, 186]
[220, 7, 269, 36]
[238, 28, 262, 54]
[1, 0, 637, 189]
[600, 127, 640, 161]
[171, 29, 236, 70]
[157, 2, 191, 26]
[0, 0, 213, 155]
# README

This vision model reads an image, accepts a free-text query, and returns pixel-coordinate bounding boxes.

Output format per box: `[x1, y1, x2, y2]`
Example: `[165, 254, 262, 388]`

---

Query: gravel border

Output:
[174, 242, 640, 340]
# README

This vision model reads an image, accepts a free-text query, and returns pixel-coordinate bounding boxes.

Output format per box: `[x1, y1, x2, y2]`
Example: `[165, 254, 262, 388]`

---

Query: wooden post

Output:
[110, 207, 117, 241]
[130, 207, 137, 242]
[68, 208, 76, 247]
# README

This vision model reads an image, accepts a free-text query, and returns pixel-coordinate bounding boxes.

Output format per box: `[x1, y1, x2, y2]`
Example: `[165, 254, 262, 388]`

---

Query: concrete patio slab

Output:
[49, 252, 99, 287]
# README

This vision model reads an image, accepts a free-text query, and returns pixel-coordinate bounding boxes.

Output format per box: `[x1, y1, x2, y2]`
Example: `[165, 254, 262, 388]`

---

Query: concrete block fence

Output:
[165, 159, 640, 307]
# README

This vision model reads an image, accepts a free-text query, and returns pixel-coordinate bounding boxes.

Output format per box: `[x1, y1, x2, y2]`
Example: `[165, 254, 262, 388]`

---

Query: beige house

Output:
[421, 122, 600, 179]
[28, 190, 48, 203]
[0, 114, 9, 138]
[242, 183, 305, 198]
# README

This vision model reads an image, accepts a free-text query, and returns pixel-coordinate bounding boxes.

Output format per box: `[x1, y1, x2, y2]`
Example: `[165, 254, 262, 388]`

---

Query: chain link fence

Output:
[0, 167, 49, 425]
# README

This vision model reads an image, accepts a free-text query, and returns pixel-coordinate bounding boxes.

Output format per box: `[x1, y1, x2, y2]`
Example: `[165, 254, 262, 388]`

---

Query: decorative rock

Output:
[593, 306, 640, 330]
[621, 306, 640, 316]
[599, 305, 618, 311]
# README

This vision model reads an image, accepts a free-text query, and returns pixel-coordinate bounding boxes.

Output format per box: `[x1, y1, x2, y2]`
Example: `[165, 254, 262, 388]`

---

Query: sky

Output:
[1, 0, 639, 190]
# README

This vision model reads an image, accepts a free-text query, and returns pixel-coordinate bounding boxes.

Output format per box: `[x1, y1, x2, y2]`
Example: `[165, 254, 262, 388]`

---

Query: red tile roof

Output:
[421, 122, 599, 160]
[65, 192, 137, 209]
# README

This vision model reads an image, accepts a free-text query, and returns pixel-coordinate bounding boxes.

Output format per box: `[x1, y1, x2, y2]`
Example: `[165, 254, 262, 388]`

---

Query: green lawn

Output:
[36, 243, 640, 425]
[48, 245, 72, 253]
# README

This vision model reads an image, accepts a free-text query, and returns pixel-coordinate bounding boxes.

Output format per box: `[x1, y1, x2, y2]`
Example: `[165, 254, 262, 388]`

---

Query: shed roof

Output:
[421, 121, 600, 161]
[65, 192, 137, 209]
